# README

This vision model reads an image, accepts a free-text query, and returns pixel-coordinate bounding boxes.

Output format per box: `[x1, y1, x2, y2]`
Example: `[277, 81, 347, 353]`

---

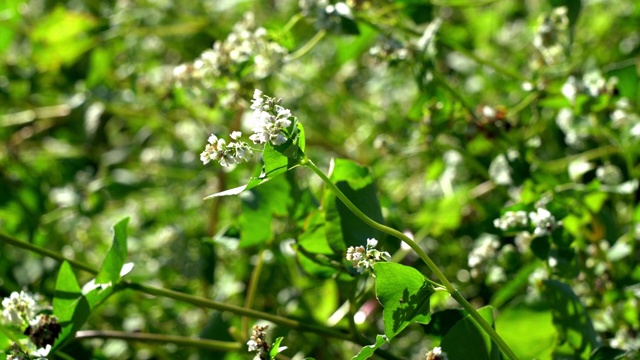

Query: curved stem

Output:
[287, 30, 327, 61]
[75, 330, 242, 352]
[303, 158, 519, 360]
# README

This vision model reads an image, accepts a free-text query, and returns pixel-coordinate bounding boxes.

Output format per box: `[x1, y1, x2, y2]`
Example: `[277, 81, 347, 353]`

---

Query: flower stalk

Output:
[303, 158, 520, 360]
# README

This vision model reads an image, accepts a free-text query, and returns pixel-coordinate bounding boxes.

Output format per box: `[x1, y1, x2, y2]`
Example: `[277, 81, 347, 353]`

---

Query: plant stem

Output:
[0, 233, 98, 275]
[287, 30, 327, 61]
[75, 330, 242, 351]
[0, 232, 352, 342]
[243, 249, 265, 336]
[302, 158, 520, 360]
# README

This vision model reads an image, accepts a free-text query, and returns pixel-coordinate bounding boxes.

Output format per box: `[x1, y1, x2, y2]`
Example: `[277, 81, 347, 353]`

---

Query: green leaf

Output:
[351, 334, 388, 360]
[96, 217, 130, 285]
[269, 337, 286, 359]
[373, 262, 434, 340]
[495, 303, 555, 359]
[440, 306, 500, 360]
[325, 158, 385, 251]
[589, 346, 627, 360]
[297, 210, 351, 279]
[239, 174, 291, 248]
[52, 261, 89, 350]
[542, 279, 599, 358]
[422, 309, 465, 337]
[29, 6, 98, 71]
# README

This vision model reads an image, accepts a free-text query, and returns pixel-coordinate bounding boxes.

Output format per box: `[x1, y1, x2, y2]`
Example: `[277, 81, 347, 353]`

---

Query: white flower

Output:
[201, 133, 253, 167]
[2, 291, 38, 327]
[346, 238, 390, 273]
[468, 234, 500, 268]
[529, 208, 557, 237]
[247, 339, 259, 352]
[249, 90, 295, 146]
[32, 344, 51, 359]
[493, 211, 528, 231]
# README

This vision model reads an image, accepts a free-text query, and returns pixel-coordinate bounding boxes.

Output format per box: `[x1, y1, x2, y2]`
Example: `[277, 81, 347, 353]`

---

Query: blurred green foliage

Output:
[1, 0, 640, 359]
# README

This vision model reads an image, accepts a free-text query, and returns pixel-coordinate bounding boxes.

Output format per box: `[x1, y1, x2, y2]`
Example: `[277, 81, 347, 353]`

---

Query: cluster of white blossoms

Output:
[494, 207, 560, 238]
[174, 13, 287, 82]
[532, 6, 570, 65]
[426, 346, 448, 360]
[528, 207, 558, 237]
[346, 238, 391, 273]
[2, 291, 38, 327]
[249, 89, 295, 146]
[247, 324, 270, 360]
[200, 131, 253, 167]
[493, 210, 528, 231]
[468, 234, 500, 269]
[2, 291, 58, 359]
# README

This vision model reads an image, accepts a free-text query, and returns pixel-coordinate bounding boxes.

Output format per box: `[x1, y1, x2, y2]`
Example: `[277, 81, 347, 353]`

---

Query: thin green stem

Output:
[243, 249, 265, 336]
[0, 233, 352, 342]
[287, 30, 327, 61]
[281, 13, 304, 34]
[0, 233, 98, 275]
[75, 330, 242, 351]
[303, 158, 520, 360]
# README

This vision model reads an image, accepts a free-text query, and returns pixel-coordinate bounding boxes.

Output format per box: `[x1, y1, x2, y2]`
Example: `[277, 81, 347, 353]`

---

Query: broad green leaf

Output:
[374, 262, 434, 340]
[351, 334, 388, 360]
[52, 261, 89, 350]
[96, 217, 130, 285]
[440, 306, 500, 360]
[325, 158, 385, 251]
[239, 175, 291, 248]
[297, 210, 344, 279]
[542, 279, 599, 358]
[495, 303, 555, 359]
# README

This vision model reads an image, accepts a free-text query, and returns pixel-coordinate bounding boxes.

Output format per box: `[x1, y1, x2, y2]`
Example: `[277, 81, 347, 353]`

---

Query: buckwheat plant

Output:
[202, 90, 520, 360]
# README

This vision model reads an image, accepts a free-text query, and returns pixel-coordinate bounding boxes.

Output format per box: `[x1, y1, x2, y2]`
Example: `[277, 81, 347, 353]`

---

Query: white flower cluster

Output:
[494, 207, 560, 238]
[532, 6, 570, 65]
[174, 13, 287, 82]
[493, 210, 528, 231]
[172, 13, 286, 108]
[346, 238, 391, 273]
[468, 234, 500, 268]
[249, 89, 295, 146]
[2, 291, 57, 359]
[247, 324, 269, 360]
[561, 69, 618, 104]
[2, 291, 38, 327]
[528, 207, 558, 237]
[426, 346, 448, 360]
[200, 131, 253, 167]
[369, 36, 409, 63]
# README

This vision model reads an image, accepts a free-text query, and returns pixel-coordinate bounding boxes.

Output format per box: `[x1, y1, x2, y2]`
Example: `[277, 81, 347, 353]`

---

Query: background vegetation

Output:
[1, 0, 639, 359]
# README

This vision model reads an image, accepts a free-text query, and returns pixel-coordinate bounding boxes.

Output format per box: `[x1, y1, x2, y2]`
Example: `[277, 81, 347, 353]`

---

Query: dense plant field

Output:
[1, 0, 639, 359]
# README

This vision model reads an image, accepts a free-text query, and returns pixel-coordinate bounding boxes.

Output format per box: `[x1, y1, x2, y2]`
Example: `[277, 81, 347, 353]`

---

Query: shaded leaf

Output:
[542, 279, 599, 358]
[441, 306, 500, 360]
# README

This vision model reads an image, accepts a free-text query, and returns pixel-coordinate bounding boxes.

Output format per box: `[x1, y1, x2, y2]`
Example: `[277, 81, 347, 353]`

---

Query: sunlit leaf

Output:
[374, 262, 434, 340]
[351, 334, 388, 360]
